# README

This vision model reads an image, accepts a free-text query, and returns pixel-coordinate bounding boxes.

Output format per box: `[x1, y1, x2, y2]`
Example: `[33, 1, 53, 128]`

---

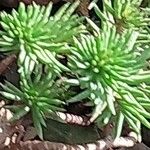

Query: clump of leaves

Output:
[68, 24, 150, 138]
[0, 1, 86, 73]
[0, 62, 66, 139]
[1, 0, 150, 143]
[93, 0, 150, 36]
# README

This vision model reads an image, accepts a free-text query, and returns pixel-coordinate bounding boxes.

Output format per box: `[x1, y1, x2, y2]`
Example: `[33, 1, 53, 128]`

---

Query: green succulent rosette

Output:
[91, 0, 150, 43]
[0, 61, 65, 139]
[68, 24, 150, 138]
[0, 1, 86, 73]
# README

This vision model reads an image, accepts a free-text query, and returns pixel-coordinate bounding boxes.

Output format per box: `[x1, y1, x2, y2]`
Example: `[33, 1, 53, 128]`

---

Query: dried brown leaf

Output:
[0, 54, 16, 75]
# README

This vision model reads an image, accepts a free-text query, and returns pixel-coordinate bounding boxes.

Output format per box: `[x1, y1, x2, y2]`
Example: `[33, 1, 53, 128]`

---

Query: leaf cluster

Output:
[0, 0, 150, 141]
[0, 1, 84, 138]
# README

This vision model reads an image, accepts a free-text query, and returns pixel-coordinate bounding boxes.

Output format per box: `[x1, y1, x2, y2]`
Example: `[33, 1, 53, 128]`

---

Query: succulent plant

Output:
[0, 60, 66, 139]
[92, 0, 150, 40]
[1, 0, 150, 143]
[0, 1, 86, 73]
[68, 24, 150, 138]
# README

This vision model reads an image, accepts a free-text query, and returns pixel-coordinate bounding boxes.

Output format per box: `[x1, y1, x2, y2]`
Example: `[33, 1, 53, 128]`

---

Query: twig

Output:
[6, 132, 138, 150]
[112, 132, 138, 148]
[0, 108, 138, 150]
[57, 112, 91, 126]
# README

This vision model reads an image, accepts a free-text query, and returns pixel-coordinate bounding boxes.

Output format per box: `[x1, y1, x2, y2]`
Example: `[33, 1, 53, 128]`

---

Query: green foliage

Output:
[93, 0, 150, 42]
[0, 1, 86, 73]
[1, 0, 150, 141]
[0, 63, 65, 139]
[95, 0, 150, 27]
[68, 24, 150, 138]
